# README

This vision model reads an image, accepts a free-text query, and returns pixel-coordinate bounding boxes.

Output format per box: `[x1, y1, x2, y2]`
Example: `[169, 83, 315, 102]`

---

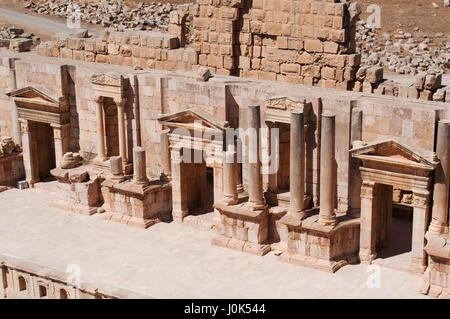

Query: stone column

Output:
[115, 98, 128, 164]
[411, 189, 431, 273]
[266, 122, 278, 204]
[95, 96, 106, 161]
[171, 147, 189, 222]
[110, 156, 125, 182]
[222, 147, 238, 205]
[359, 180, 377, 263]
[289, 111, 306, 217]
[247, 105, 266, 209]
[51, 123, 70, 167]
[349, 107, 363, 216]
[429, 120, 450, 234]
[160, 130, 171, 179]
[133, 147, 149, 186]
[318, 112, 337, 226]
[8, 58, 21, 145]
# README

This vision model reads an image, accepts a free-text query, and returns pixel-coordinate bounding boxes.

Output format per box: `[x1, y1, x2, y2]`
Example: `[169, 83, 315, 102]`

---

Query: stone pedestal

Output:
[212, 105, 270, 256]
[50, 167, 102, 216]
[102, 148, 172, 228]
[101, 179, 172, 229]
[421, 233, 450, 299]
[279, 212, 360, 273]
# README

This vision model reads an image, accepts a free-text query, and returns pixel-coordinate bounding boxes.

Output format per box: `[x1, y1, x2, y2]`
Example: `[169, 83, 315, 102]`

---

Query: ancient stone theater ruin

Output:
[0, 0, 449, 299]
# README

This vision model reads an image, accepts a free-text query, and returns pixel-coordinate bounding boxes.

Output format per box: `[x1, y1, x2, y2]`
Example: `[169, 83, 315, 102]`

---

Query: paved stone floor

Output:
[0, 187, 430, 299]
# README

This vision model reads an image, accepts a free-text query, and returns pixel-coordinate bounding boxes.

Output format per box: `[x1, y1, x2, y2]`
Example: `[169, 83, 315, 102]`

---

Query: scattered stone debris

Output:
[24, 0, 193, 43]
[356, 20, 449, 75]
[0, 26, 40, 52]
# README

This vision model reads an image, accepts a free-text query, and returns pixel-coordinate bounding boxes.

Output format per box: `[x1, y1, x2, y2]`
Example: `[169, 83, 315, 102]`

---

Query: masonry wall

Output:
[1, 52, 449, 214]
[36, 31, 198, 72]
[194, 0, 361, 89]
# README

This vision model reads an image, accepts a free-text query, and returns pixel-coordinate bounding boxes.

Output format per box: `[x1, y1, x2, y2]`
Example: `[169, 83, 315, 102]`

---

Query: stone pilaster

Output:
[318, 112, 337, 226]
[51, 123, 70, 167]
[429, 120, 450, 234]
[411, 189, 431, 273]
[160, 130, 171, 180]
[19, 119, 39, 186]
[171, 147, 189, 222]
[359, 181, 377, 263]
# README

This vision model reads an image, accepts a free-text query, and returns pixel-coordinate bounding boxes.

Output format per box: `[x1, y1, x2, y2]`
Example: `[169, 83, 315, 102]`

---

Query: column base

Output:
[359, 249, 377, 264]
[212, 234, 271, 256]
[172, 209, 189, 223]
[279, 252, 348, 273]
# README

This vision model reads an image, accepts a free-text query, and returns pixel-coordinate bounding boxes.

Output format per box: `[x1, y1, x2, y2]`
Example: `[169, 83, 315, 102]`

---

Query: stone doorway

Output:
[34, 121, 56, 180]
[104, 99, 119, 158]
[351, 140, 438, 273]
[367, 184, 415, 272]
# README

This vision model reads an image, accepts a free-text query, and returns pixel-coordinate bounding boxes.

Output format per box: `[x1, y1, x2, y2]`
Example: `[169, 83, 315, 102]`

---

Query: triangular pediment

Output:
[91, 72, 124, 87]
[7, 86, 61, 105]
[351, 140, 438, 169]
[158, 108, 229, 132]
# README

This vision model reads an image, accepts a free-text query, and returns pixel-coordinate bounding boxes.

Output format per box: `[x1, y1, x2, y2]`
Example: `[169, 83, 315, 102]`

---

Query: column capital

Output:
[114, 97, 127, 107]
[412, 189, 431, 209]
[94, 95, 104, 104]
[360, 180, 376, 199]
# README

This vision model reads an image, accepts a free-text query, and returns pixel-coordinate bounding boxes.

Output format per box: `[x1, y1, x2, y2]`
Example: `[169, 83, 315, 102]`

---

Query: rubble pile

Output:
[356, 20, 450, 75]
[24, 0, 192, 39]
[0, 26, 39, 52]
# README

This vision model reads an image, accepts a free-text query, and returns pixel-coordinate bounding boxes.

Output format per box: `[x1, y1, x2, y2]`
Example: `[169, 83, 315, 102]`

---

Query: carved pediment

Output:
[158, 108, 229, 133]
[351, 140, 438, 170]
[7, 86, 62, 106]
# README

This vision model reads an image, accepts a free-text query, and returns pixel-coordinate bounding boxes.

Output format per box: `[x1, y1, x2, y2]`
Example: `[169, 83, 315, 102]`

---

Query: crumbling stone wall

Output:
[36, 30, 198, 71]
[193, 0, 363, 89]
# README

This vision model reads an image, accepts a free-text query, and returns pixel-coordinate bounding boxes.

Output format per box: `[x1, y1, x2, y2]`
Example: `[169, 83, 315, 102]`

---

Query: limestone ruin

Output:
[0, 0, 449, 299]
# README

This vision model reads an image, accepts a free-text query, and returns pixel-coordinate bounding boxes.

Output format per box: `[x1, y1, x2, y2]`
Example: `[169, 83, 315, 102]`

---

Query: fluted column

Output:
[289, 111, 306, 217]
[318, 112, 337, 226]
[222, 146, 238, 205]
[429, 120, 450, 234]
[247, 105, 266, 209]
[95, 96, 106, 161]
[133, 147, 149, 186]
[115, 98, 128, 164]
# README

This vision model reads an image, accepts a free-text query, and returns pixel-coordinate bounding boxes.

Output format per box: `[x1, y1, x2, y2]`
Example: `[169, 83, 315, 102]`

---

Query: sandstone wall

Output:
[1, 52, 449, 213]
[193, 0, 361, 90]
[36, 31, 198, 72]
